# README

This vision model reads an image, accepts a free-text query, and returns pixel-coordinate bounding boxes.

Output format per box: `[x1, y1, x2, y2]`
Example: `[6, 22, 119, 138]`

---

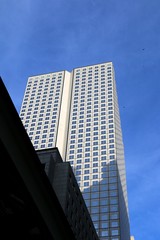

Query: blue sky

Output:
[1, 0, 160, 239]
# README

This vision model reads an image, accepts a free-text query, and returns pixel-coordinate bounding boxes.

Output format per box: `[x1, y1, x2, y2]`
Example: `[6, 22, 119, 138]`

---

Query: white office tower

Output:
[20, 62, 130, 240]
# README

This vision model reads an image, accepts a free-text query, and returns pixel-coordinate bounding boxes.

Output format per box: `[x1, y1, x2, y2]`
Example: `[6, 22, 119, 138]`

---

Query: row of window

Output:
[74, 79, 112, 85]
[69, 149, 114, 156]
[21, 100, 60, 110]
[77, 173, 117, 186]
[75, 166, 116, 172]
[72, 103, 112, 109]
[70, 112, 112, 123]
[74, 174, 117, 182]
[70, 143, 114, 150]
[75, 170, 117, 176]
[69, 131, 114, 141]
[28, 74, 63, 83]
[83, 188, 118, 199]
[70, 123, 113, 131]
[85, 200, 119, 209]
[71, 109, 113, 116]
[73, 94, 112, 102]
[93, 220, 119, 228]
[34, 143, 53, 149]
[23, 93, 61, 103]
[70, 139, 114, 146]
[77, 176, 117, 187]
[22, 95, 61, 107]
[71, 114, 113, 122]
[75, 67, 111, 72]
[97, 228, 119, 237]
[26, 82, 62, 91]
[70, 160, 116, 167]
[72, 93, 112, 102]
[73, 88, 112, 96]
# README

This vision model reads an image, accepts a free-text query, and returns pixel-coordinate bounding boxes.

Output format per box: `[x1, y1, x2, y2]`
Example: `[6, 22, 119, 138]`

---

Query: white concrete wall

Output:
[56, 71, 73, 160]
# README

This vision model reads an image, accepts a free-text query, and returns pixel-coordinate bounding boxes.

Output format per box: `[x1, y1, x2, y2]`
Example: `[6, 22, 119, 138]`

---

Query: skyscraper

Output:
[20, 62, 130, 240]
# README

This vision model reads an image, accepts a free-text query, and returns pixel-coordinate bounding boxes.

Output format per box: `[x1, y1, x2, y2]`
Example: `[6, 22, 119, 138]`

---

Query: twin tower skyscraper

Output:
[20, 62, 130, 240]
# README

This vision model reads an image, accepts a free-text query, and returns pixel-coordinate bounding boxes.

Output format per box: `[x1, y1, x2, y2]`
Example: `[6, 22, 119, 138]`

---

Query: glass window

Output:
[93, 174, 98, 179]
[84, 175, 89, 180]
[101, 222, 109, 228]
[100, 214, 109, 221]
[110, 205, 118, 212]
[92, 215, 99, 221]
[83, 193, 90, 199]
[111, 221, 119, 227]
[110, 213, 119, 219]
[91, 199, 99, 207]
[91, 185, 99, 192]
[110, 198, 118, 204]
[91, 192, 99, 198]
[91, 207, 99, 214]
[84, 182, 89, 186]
[100, 206, 109, 213]
[100, 191, 108, 198]
[100, 198, 109, 205]
[100, 230, 109, 237]
[111, 229, 119, 236]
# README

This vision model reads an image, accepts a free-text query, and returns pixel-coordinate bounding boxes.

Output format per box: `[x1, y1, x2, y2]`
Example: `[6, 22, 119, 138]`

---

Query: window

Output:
[91, 200, 99, 207]
[111, 221, 119, 227]
[101, 151, 106, 155]
[93, 152, 98, 156]
[85, 164, 90, 168]
[83, 192, 90, 199]
[101, 222, 108, 228]
[84, 182, 89, 186]
[91, 192, 99, 198]
[85, 158, 90, 162]
[100, 198, 109, 205]
[101, 145, 106, 149]
[93, 175, 98, 179]
[76, 170, 81, 175]
[93, 146, 98, 151]
[91, 207, 99, 214]
[110, 205, 118, 212]
[84, 176, 89, 180]
[85, 147, 90, 152]
[77, 149, 82, 153]
[85, 153, 90, 157]
[111, 229, 119, 236]
[109, 144, 115, 148]
[93, 157, 98, 162]
[92, 215, 99, 221]
[100, 214, 109, 221]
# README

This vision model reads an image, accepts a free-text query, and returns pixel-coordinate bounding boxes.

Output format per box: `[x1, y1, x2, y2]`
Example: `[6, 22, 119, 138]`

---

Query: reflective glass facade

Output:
[20, 62, 130, 240]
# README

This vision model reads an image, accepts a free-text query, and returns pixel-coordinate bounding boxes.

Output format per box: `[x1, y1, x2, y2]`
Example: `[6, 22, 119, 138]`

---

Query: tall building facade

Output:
[20, 62, 130, 240]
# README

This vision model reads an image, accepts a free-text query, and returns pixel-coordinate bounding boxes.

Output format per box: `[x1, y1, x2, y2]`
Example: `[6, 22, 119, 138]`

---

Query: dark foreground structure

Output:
[0, 77, 98, 240]
[37, 148, 99, 240]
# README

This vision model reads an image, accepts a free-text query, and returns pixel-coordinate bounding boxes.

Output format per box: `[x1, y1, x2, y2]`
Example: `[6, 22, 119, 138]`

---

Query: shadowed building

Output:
[37, 148, 99, 240]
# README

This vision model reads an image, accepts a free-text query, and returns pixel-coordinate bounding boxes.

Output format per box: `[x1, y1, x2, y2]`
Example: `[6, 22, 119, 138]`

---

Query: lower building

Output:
[38, 148, 99, 240]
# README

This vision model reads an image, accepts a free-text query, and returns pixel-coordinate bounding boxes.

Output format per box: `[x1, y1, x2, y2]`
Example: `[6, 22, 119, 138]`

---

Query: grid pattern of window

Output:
[20, 72, 64, 150]
[66, 63, 121, 239]
[20, 62, 130, 240]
